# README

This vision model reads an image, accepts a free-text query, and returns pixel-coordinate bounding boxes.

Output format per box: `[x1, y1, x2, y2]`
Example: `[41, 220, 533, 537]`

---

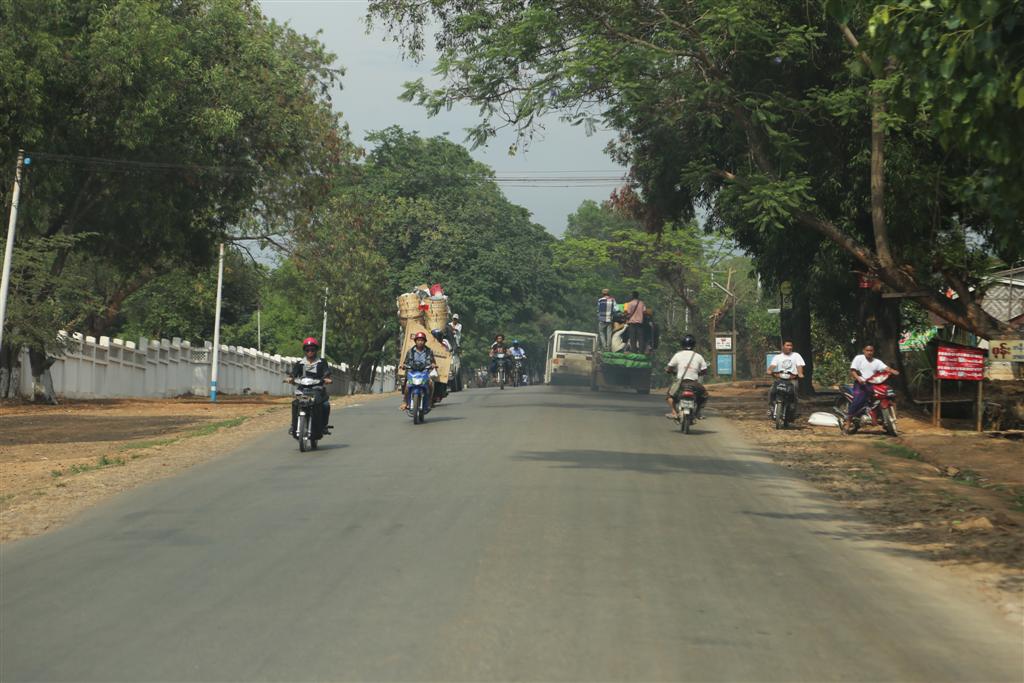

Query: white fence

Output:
[13, 332, 396, 400]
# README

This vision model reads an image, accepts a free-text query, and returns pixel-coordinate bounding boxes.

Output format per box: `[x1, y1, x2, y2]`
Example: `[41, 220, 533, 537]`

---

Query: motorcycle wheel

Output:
[411, 393, 422, 424]
[499, 368, 505, 390]
[833, 395, 849, 413]
[883, 406, 899, 436]
[297, 415, 308, 452]
[774, 402, 786, 430]
[681, 413, 691, 434]
[844, 418, 861, 435]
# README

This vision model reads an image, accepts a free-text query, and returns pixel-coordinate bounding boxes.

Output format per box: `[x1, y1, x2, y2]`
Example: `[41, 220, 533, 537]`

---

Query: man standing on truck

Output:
[597, 289, 616, 350]
[625, 291, 646, 353]
[665, 334, 708, 420]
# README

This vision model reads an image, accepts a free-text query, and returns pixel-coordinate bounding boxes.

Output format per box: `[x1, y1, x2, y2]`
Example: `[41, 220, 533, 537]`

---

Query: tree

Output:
[367, 0, 1022, 341]
[0, 0, 353, 374]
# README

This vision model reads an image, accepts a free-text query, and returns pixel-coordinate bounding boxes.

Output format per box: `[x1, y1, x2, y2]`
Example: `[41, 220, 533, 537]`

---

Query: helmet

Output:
[680, 334, 696, 350]
[302, 337, 319, 349]
[431, 328, 445, 341]
[413, 331, 428, 341]
[511, 339, 520, 346]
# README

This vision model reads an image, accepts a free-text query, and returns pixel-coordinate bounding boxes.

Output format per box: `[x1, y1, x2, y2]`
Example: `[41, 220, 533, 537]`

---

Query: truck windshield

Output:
[557, 334, 594, 354]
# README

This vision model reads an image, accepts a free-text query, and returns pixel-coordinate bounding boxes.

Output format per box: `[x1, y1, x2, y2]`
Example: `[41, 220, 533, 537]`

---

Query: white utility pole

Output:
[256, 306, 261, 353]
[0, 150, 27, 352]
[320, 286, 328, 359]
[209, 242, 225, 401]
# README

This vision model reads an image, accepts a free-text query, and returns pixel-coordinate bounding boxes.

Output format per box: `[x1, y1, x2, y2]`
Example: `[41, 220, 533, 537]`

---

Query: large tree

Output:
[368, 0, 1023, 342]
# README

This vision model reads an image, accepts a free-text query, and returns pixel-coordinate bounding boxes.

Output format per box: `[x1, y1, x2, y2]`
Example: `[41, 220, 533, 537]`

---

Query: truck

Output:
[590, 323, 654, 394]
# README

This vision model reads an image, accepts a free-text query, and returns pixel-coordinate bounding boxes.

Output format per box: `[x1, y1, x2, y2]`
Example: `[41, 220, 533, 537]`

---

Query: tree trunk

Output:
[0, 343, 21, 399]
[27, 347, 58, 405]
[781, 286, 814, 395]
[857, 291, 909, 396]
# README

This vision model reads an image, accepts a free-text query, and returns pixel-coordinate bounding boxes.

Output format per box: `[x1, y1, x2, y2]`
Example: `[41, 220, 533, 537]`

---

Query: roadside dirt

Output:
[711, 382, 1024, 622]
[0, 393, 397, 542]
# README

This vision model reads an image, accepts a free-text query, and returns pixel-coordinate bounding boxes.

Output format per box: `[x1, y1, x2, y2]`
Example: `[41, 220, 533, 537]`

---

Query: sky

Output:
[257, 0, 627, 236]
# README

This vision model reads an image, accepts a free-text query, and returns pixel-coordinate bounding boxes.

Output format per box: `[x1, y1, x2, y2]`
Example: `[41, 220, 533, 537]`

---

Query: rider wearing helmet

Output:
[286, 337, 333, 436]
[401, 331, 438, 411]
[489, 334, 509, 379]
[665, 334, 708, 420]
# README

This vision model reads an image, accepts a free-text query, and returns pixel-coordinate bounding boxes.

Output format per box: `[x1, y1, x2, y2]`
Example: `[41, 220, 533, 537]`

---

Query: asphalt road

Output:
[2, 385, 1022, 682]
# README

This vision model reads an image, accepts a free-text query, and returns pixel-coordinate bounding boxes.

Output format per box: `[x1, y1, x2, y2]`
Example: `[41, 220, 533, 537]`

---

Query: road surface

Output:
[2, 386, 1021, 681]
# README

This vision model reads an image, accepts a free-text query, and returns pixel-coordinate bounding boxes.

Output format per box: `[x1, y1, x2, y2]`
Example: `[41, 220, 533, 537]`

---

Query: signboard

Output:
[716, 353, 734, 376]
[766, 351, 780, 370]
[781, 294, 793, 310]
[989, 339, 1024, 363]
[936, 344, 986, 381]
[715, 336, 733, 351]
[779, 281, 792, 295]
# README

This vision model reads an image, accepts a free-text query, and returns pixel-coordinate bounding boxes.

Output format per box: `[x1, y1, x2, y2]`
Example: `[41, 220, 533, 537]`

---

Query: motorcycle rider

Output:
[767, 339, 806, 416]
[400, 331, 437, 411]
[510, 339, 527, 383]
[286, 337, 333, 437]
[665, 334, 708, 420]
[489, 334, 510, 381]
[844, 343, 900, 431]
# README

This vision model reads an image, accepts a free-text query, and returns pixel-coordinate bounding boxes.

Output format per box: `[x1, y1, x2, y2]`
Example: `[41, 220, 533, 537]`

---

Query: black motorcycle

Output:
[769, 372, 798, 430]
[292, 376, 327, 451]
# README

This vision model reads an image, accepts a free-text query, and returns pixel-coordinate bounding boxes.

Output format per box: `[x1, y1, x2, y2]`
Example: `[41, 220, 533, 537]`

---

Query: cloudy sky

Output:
[258, 0, 626, 236]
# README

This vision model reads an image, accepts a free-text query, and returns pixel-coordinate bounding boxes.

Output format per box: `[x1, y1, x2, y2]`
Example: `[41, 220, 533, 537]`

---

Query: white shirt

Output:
[668, 350, 708, 381]
[769, 352, 805, 378]
[850, 354, 888, 381]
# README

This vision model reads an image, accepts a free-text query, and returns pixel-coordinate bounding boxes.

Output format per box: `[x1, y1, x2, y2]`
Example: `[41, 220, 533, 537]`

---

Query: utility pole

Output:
[0, 150, 27, 351]
[256, 305, 261, 353]
[210, 242, 225, 401]
[320, 287, 328, 360]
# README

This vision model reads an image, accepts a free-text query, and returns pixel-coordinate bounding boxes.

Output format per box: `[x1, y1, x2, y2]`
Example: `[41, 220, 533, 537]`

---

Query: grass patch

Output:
[188, 416, 247, 437]
[52, 454, 129, 478]
[874, 441, 922, 461]
[952, 468, 984, 488]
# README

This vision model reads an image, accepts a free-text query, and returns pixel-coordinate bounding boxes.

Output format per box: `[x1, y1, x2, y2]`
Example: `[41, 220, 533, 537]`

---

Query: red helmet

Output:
[302, 337, 319, 348]
[413, 331, 427, 341]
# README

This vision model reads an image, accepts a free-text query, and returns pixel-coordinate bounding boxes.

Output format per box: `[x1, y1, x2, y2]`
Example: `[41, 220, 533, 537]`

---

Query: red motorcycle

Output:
[834, 370, 899, 436]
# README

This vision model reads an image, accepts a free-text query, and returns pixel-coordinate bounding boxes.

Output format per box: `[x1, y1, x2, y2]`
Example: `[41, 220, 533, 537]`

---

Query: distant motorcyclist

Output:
[767, 339, 805, 416]
[510, 339, 528, 384]
[286, 337, 333, 436]
[844, 344, 899, 431]
[400, 331, 437, 411]
[489, 334, 510, 380]
[665, 334, 708, 420]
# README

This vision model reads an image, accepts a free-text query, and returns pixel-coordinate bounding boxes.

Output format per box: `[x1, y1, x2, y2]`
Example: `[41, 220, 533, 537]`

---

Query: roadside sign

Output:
[779, 281, 792, 295]
[765, 351, 780, 370]
[716, 353, 733, 376]
[989, 339, 1024, 362]
[781, 293, 793, 310]
[715, 336, 733, 351]
[936, 344, 986, 381]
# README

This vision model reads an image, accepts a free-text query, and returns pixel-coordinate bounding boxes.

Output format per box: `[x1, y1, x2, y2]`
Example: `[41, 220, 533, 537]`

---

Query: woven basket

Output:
[397, 293, 423, 320]
[424, 298, 448, 331]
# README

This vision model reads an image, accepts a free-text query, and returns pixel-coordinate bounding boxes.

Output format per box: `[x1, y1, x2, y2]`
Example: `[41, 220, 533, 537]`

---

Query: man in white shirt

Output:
[768, 339, 805, 415]
[665, 334, 708, 420]
[845, 344, 899, 429]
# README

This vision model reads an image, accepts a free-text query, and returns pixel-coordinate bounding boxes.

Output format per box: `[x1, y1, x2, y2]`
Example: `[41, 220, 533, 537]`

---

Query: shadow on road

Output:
[514, 449, 788, 479]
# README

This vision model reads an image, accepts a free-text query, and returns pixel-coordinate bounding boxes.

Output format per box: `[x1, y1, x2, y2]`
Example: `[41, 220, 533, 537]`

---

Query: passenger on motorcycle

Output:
[489, 334, 510, 379]
[767, 340, 805, 415]
[286, 337, 333, 436]
[843, 344, 900, 431]
[400, 331, 437, 411]
[665, 334, 708, 420]
[510, 340, 526, 361]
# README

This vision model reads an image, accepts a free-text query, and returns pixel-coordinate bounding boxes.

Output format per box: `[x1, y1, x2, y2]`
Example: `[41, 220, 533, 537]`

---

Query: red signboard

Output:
[936, 344, 986, 381]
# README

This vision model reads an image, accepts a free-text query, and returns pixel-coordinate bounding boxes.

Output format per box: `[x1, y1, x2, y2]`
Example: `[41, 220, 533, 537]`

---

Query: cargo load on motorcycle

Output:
[396, 283, 458, 390]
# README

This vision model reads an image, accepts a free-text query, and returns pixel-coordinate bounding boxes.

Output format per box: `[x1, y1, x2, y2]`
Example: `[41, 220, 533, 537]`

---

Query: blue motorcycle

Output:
[406, 363, 432, 425]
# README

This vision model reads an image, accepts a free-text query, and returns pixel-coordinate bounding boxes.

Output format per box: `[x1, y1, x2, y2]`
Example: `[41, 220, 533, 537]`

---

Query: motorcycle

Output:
[834, 369, 899, 436]
[511, 355, 526, 388]
[494, 353, 508, 390]
[675, 383, 702, 434]
[406, 363, 432, 425]
[769, 372, 798, 430]
[292, 376, 327, 452]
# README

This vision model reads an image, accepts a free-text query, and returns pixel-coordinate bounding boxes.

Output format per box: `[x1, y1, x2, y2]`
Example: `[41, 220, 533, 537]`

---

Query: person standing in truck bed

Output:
[625, 291, 646, 353]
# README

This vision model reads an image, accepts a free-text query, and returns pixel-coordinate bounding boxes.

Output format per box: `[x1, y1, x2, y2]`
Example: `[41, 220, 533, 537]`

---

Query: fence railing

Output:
[12, 332, 396, 399]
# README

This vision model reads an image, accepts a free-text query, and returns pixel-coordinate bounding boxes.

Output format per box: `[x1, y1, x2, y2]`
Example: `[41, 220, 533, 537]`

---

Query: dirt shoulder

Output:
[0, 393, 398, 542]
[711, 382, 1024, 622]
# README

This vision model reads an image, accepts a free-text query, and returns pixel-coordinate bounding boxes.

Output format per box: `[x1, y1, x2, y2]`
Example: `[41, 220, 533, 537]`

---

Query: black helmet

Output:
[680, 334, 696, 350]
[431, 328, 445, 342]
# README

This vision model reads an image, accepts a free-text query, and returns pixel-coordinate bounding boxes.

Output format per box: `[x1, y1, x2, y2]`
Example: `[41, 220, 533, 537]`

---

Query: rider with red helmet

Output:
[400, 331, 437, 411]
[286, 337, 333, 436]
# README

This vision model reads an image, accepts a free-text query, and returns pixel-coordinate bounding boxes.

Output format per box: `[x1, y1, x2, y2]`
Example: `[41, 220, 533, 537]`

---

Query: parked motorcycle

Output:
[675, 383, 702, 434]
[769, 372, 798, 430]
[834, 370, 899, 436]
[292, 376, 327, 452]
[406, 363, 432, 424]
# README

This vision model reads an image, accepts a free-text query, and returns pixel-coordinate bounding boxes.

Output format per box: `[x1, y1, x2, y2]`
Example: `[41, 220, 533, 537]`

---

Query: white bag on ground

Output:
[808, 411, 841, 427]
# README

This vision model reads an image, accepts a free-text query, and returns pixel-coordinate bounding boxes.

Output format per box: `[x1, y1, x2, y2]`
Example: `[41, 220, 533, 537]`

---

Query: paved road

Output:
[2, 386, 1021, 682]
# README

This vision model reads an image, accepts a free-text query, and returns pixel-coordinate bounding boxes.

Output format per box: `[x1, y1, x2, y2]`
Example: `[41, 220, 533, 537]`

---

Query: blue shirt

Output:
[597, 296, 616, 322]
